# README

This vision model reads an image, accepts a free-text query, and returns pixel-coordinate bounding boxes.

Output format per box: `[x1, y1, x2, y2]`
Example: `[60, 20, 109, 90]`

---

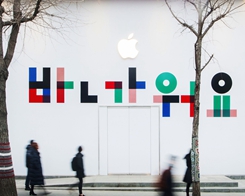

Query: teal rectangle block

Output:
[214, 96, 221, 110]
[223, 109, 230, 117]
[115, 89, 122, 103]
[64, 81, 74, 89]
[214, 109, 221, 117]
[223, 96, 230, 110]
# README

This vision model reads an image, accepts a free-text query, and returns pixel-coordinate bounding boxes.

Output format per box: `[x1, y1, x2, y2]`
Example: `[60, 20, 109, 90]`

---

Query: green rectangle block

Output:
[214, 96, 221, 110]
[190, 82, 195, 95]
[64, 82, 74, 89]
[115, 89, 122, 103]
[223, 96, 230, 110]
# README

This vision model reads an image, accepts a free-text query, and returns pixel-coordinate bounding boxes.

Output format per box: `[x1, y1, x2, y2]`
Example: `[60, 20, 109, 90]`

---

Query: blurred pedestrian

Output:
[160, 164, 174, 196]
[69, 146, 86, 196]
[76, 146, 86, 196]
[25, 139, 34, 191]
[29, 142, 50, 195]
[157, 155, 176, 196]
[183, 150, 192, 196]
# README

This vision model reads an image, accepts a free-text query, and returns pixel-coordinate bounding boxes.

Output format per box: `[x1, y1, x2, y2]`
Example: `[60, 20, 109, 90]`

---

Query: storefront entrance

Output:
[99, 106, 160, 175]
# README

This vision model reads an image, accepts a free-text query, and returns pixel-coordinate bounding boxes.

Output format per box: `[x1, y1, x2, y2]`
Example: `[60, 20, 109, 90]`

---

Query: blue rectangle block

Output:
[29, 67, 37, 82]
[162, 103, 170, 117]
[43, 89, 51, 96]
[136, 81, 146, 89]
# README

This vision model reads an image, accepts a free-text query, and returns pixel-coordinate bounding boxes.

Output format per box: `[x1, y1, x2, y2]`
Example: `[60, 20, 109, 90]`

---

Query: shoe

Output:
[25, 187, 31, 191]
[29, 191, 37, 195]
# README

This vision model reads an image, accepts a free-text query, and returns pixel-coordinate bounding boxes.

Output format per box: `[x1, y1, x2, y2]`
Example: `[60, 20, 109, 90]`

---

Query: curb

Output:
[41, 182, 245, 193]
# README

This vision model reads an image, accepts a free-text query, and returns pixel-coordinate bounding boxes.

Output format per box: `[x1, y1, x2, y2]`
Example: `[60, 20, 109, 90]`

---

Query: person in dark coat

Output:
[76, 146, 85, 196]
[25, 140, 34, 190]
[160, 165, 174, 196]
[29, 142, 45, 195]
[183, 150, 192, 196]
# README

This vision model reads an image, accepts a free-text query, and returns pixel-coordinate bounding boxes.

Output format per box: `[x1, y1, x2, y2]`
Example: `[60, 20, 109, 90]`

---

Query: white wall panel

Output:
[99, 106, 159, 175]
[5, 0, 245, 176]
[129, 107, 151, 174]
[107, 107, 129, 174]
[99, 107, 108, 175]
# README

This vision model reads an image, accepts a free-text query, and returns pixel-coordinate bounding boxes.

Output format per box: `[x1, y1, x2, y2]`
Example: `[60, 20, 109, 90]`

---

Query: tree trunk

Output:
[192, 181, 201, 196]
[192, 37, 202, 196]
[0, 66, 17, 196]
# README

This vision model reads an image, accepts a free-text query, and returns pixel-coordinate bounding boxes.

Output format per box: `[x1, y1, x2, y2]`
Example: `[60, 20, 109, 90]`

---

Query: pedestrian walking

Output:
[156, 156, 176, 196]
[69, 146, 86, 196]
[29, 142, 50, 195]
[25, 140, 34, 191]
[76, 146, 86, 196]
[159, 164, 174, 196]
[183, 150, 192, 196]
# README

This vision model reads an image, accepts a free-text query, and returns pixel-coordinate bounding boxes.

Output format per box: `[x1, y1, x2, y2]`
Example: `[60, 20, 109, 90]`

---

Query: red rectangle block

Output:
[190, 103, 194, 117]
[57, 89, 64, 103]
[181, 95, 191, 103]
[105, 82, 115, 89]
[29, 89, 43, 103]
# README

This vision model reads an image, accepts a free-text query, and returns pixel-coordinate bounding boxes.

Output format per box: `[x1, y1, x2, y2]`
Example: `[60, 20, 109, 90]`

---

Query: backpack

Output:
[71, 156, 78, 171]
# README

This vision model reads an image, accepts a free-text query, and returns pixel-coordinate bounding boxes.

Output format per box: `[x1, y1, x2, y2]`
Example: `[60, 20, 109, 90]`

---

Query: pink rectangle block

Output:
[230, 110, 237, 117]
[129, 89, 136, 103]
[207, 110, 214, 117]
[57, 68, 64, 81]
[153, 95, 162, 103]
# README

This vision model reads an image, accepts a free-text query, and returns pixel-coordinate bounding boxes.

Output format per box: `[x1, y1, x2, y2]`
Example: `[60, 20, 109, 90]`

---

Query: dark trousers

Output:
[186, 183, 191, 196]
[25, 169, 30, 188]
[78, 178, 83, 194]
[30, 185, 35, 194]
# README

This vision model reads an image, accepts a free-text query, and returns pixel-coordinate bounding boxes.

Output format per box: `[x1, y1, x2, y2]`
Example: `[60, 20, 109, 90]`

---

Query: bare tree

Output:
[165, 0, 245, 196]
[0, 0, 81, 195]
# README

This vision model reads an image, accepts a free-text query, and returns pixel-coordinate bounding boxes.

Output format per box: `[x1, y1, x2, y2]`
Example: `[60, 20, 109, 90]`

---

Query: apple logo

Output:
[118, 33, 139, 59]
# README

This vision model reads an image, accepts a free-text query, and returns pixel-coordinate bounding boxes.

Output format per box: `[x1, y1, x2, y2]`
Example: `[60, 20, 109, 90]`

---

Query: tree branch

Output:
[20, 0, 42, 23]
[165, 0, 198, 37]
[202, 1, 215, 25]
[202, 13, 227, 38]
[201, 54, 213, 72]
[185, 0, 198, 11]
[3, 0, 44, 67]
[4, 0, 21, 67]
[202, 1, 245, 38]
[3, 0, 43, 26]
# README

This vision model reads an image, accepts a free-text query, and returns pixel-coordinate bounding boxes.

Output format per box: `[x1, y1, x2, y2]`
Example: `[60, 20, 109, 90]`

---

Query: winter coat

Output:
[183, 153, 192, 183]
[160, 168, 174, 196]
[26, 144, 32, 168]
[29, 148, 44, 185]
[75, 153, 85, 178]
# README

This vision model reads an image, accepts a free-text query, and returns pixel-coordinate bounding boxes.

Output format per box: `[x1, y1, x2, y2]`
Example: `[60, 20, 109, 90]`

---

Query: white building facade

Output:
[6, 1, 245, 176]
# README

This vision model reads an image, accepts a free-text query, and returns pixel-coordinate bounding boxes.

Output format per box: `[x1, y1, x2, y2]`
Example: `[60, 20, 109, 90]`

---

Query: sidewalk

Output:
[15, 175, 245, 193]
